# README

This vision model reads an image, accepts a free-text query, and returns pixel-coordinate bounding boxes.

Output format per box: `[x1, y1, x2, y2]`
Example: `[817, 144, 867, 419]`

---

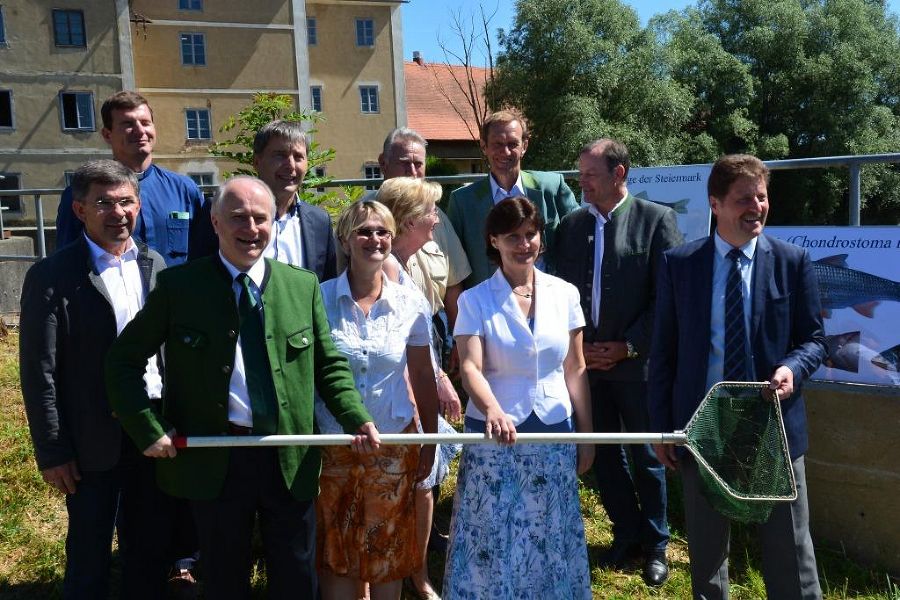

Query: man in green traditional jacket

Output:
[447, 109, 579, 286]
[106, 176, 380, 600]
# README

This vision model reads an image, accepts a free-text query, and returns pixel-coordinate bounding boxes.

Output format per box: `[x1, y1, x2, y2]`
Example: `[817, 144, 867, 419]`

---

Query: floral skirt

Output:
[316, 427, 420, 583]
[442, 442, 591, 599]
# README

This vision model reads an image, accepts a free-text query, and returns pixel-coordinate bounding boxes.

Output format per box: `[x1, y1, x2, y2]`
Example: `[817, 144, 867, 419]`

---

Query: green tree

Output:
[656, 0, 900, 224]
[489, 0, 698, 170]
[209, 93, 361, 216]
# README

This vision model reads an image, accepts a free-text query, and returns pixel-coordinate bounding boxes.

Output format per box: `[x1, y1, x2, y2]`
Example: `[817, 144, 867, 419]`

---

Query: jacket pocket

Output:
[287, 328, 313, 351]
[173, 325, 208, 349]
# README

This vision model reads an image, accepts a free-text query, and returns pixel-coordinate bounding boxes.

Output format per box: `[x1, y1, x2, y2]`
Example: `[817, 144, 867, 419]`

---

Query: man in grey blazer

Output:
[254, 119, 337, 281]
[20, 160, 170, 599]
[447, 110, 578, 286]
[555, 139, 683, 586]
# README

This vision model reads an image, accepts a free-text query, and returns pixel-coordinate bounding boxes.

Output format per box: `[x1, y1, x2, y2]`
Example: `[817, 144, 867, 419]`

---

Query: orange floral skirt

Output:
[316, 426, 421, 583]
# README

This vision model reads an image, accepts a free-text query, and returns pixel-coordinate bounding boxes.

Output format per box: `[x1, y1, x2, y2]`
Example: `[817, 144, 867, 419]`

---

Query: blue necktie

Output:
[237, 273, 278, 434]
[723, 248, 749, 381]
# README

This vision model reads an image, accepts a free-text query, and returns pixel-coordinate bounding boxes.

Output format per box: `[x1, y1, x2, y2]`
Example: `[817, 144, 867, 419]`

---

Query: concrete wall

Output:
[805, 381, 900, 575]
[0, 236, 34, 318]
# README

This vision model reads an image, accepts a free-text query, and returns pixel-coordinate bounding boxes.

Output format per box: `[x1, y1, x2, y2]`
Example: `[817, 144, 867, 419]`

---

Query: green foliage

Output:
[492, 0, 900, 224]
[208, 93, 357, 212]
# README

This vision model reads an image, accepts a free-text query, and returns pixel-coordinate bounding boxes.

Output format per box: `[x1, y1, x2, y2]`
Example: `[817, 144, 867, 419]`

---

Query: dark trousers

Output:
[590, 377, 669, 552]
[62, 442, 176, 600]
[681, 455, 822, 600]
[191, 446, 317, 600]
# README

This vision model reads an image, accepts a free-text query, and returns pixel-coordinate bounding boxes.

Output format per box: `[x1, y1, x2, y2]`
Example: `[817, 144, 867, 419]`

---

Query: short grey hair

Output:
[253, 119, 309, 157]
[382, 127, 428, 160]
[212, 175, 276, 218]
[580, 138, 630, 178]
[71, 159, 140, 202]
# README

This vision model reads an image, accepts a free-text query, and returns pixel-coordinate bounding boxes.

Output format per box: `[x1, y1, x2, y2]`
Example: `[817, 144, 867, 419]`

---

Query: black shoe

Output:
[642, 551, 669, 587]
[597, 541, 641, 569]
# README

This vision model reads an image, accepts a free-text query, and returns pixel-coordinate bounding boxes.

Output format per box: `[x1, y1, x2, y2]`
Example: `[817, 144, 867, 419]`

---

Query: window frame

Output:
[358, 85, 379, 114]
[310, 86, 322, 112]
[185, 108, 211, 141]
[52, 9, 86, 48]
[58, 91, 95, 131]
[364, 164, 381, 190]
[355, 18, 374, 47]
[307, 17, 317, 46]
[178, 0, 203, 11]
[0, 89, 13, 129]
[0, 172, 22, 214]
[0, 5, 8, 47]
[180, 32, 206, 66]
[313, 166, 326, 193]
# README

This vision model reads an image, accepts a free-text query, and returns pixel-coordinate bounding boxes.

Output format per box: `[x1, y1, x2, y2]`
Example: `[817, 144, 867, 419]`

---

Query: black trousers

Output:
[191, 446, 317, 600]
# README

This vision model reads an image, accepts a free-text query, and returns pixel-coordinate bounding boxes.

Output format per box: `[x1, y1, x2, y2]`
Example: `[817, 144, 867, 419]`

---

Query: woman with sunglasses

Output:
[443, 196, 594, 598]
[314, 200, 439, 600]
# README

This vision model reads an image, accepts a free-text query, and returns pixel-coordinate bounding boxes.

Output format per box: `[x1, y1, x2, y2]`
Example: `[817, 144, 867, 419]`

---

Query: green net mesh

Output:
[683, 382, 797, 524]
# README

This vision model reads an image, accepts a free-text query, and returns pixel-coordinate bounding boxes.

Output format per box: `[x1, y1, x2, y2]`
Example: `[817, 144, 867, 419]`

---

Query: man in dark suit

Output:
[253, 119, 337, 281]
[447, 109, 578, 286]
[20, 160, 169, 598]
[105, 176, 380, 599]
[555, 139, 683, 586]
[648, 154, 825, 599]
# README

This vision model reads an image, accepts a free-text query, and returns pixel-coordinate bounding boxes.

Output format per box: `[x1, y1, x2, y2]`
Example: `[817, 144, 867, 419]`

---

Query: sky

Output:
[402, 0, 900, 67]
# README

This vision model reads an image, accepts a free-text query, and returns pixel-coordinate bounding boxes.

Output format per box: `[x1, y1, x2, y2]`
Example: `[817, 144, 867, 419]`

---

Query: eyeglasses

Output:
[354, 227, 393, 239]
[93, 198, 139, 213]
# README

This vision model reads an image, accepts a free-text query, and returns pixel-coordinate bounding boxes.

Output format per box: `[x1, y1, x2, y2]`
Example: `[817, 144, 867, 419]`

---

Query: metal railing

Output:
[2, 152, 898, 262]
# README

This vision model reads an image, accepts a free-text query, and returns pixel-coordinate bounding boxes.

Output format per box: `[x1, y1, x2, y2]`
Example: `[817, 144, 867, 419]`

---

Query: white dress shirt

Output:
[315, 272, 432, 434]
[586, 195, 627, 327]
[85, 234, 162, 399]
[219, 253, 267, 427]
[489, 172, 526, 204]
[705, 232, 758, 392]
[263, 197, 304, 267]
[454, 268, 585, 425]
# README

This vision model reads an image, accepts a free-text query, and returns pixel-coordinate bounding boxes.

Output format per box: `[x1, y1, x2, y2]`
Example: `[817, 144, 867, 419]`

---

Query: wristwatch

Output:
[625, 340, 639, 360]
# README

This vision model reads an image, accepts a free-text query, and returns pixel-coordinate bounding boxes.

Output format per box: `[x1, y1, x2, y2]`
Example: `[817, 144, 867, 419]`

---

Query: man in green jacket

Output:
[106, 176, 380, 599]
[447, 109, 578, 286]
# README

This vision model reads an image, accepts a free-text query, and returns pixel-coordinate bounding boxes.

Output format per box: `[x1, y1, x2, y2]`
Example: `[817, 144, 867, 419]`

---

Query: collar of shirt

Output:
[489, 172, 526, 204]
[276, 193, 303, 222]
[585, 192, 628, 224]
[334, 270, 400, 312]
[219, 251, 267, 290]
[713, 231, 758, 261]
[84, 233, 139, 272]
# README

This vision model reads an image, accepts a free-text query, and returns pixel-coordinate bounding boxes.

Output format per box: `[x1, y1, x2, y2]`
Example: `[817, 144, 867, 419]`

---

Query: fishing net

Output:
[682, 381, 797, 523]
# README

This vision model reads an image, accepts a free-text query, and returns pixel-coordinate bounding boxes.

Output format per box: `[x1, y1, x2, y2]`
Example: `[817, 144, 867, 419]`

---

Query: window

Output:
[185, 109, 211, 140]
[180, 33, 206, 66]
[64, 171, 76, 187]
[355, 18, 374, 47]
[307, 17, 317, 45]
[59, 92, 94, 131]
[310, 86, 322, 112]
[0, 5, 7, 46]
[313, 166, 326, 193]
[0, 173, 21, 213]
[359, 86, 379, 114]
[189, 172, 215, 199]
[0, 90, 12, 128]
[364, 164, 381, 190]
[179, 0, 202, 10]
[53, 9, 86, 47]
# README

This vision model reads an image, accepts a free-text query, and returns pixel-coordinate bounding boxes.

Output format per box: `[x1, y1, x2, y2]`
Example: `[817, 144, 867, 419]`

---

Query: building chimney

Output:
[413, 50, 424, 65]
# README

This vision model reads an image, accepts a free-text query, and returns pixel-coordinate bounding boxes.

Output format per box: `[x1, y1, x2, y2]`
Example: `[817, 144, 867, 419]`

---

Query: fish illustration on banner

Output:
[813, 254, 900, 318]
[633, 191, 691, 214]
[871, 344, 900, 373]
[823, 331, 861, 373]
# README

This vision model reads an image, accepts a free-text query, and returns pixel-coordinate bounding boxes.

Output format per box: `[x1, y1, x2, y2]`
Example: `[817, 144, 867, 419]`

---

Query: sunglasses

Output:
[354, 227, 393, 239]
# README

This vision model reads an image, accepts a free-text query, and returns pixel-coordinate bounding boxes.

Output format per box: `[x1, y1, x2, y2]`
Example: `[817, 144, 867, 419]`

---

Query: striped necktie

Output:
[723, 248, 749, 381]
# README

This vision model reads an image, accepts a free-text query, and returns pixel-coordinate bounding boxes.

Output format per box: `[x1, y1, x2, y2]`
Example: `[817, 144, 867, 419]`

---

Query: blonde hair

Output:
[335, 199, 396, 245]
[375, 177, 442, 235]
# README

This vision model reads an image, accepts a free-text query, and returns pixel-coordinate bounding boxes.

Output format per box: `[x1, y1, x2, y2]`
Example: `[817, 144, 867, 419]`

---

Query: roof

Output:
[404, 59, 489, 142]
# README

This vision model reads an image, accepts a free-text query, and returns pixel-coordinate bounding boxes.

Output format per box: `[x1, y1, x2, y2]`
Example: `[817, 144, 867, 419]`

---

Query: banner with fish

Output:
[767, 226, 900, 386]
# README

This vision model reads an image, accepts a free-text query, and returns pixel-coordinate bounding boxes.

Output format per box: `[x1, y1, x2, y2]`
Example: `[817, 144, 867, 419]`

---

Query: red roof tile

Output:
[404, 60, 489, 142]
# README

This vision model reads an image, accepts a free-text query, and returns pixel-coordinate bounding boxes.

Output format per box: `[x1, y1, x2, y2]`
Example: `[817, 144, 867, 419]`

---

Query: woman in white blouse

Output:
[314, 200, 438, 600]
[443, 196, 594, 598]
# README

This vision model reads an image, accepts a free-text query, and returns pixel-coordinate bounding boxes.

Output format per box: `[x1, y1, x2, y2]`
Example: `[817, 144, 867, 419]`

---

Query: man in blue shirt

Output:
[55, 91, 216, 265]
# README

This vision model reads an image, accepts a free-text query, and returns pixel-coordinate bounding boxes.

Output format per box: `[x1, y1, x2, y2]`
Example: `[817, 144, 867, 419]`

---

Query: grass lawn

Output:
[0, 330, 896, 599]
